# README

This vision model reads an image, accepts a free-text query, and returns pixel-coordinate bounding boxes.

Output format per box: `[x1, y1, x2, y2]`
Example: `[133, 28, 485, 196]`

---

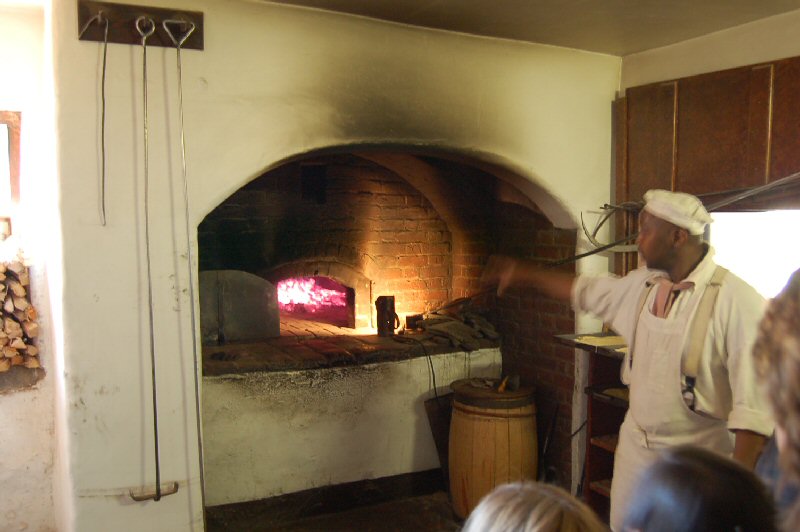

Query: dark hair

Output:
[622, 445, 777, 532]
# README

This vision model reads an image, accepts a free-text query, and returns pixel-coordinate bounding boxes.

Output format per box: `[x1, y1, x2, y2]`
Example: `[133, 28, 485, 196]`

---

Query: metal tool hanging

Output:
[131, 15, 179, 503]
[78, 1, 204, 50]
[78, 2, 205, 503]
[162, 17, 207, 506]
[78, 1, 204, 227]
[78, 10, 110, 225]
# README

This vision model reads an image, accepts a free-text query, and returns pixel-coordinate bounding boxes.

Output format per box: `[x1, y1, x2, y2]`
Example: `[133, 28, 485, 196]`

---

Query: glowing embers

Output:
[277, 276, 354, 329]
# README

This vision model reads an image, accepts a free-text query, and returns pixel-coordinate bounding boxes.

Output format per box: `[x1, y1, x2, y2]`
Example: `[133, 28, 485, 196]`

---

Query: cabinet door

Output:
[613, 98, 637, 275]
[626, 82, 676, 202]
[770, 56, 800, 183]
[675, 65, 772, 195]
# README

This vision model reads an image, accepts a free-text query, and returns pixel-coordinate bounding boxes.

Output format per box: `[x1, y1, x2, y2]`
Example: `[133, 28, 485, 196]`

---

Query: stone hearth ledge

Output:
[202, 332, 501, 375]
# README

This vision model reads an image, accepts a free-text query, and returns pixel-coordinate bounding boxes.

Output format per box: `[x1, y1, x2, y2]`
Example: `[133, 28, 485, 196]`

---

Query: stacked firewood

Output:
[0, 261, 39, 372]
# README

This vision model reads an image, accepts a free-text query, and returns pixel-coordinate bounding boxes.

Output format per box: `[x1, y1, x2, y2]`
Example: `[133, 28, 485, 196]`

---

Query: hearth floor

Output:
[280, 315, 375, 337]
[206, 491, 462, 532]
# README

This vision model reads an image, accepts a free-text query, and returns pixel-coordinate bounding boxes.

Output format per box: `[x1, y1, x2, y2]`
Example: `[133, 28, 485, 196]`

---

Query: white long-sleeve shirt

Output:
[571, 248, 773, 436]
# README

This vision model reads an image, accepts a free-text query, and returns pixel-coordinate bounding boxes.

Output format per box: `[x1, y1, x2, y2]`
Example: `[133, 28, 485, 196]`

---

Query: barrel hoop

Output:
[452, 401, 536, 419]
[452, 395, 534, 410]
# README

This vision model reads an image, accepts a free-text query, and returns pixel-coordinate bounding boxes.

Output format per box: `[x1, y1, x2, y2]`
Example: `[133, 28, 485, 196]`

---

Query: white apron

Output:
[608, 296, 733, 531]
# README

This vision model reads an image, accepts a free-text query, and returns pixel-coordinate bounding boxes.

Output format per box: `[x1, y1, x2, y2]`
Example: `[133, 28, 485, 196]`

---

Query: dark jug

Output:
[375, 295, 400, 337]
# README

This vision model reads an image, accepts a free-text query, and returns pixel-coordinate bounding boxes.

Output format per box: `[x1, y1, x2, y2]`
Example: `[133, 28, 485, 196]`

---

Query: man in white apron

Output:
[484, 189, 773, 530]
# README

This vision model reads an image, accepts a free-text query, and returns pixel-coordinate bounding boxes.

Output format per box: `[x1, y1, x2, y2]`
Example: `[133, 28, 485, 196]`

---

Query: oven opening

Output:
[277, 276, 355, 329]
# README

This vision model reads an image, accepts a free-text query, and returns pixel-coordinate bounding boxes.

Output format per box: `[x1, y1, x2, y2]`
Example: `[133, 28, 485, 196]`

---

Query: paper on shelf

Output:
[574, 335, 626, 347]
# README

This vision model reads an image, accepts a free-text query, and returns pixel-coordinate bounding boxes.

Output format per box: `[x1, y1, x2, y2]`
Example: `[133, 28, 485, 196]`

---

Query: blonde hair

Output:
[461, 482, 608, 532]
[753, 268, 800, 527]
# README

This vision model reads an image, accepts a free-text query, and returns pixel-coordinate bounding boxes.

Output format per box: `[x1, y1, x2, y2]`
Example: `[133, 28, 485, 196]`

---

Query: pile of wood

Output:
[0, 261, 38, 372]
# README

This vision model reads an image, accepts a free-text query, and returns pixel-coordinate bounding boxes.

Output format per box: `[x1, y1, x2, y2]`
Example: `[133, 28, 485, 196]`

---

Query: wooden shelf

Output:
[559, 331, 626, 519]
[589, 478, 612, 498]
[554, 333, 627, 359]
[590, 434, 619, 453]
[587, 387, 629, 408]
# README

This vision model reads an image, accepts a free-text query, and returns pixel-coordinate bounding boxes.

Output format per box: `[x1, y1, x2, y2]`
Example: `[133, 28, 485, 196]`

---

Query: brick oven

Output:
[198, 151, 578, 504]
[198, 154, 469, 329]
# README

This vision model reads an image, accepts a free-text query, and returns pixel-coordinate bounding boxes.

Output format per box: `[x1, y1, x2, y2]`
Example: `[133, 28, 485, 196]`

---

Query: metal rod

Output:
[78, 10, 110, 225]
[134, 15, 164, 503]
[100, 16, 109, 225]
[705, 169, 800, 211]
[163, 17, 207, 509]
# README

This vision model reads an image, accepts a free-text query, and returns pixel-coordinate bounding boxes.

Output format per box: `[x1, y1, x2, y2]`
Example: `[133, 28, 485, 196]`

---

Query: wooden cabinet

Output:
[557, 334, 627, 523]
[625, 82, 676, 200]
[675, 65, 772, 194]
[616, 55, 800, 208]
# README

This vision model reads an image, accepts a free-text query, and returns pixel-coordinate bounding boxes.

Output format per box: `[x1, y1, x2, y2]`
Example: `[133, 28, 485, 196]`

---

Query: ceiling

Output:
[266, 0, 800, 56]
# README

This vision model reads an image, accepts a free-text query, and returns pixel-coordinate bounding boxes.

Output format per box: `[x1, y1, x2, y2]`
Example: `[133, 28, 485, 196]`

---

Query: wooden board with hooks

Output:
[78, 0, 204, 50]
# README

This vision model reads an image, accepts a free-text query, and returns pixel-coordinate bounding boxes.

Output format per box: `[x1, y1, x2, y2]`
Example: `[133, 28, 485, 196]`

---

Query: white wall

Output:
[49, 0, 619, 529]
[621, 8, 800, 89]
[0, 6, 56, 532]
[203, 348, 501, 505]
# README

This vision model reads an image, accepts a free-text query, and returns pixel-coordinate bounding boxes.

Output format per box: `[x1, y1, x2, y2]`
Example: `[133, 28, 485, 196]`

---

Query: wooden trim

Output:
[669, 81, 678, 192]
[765, 64, 775, 183]
[0, 111, 20, 204]
[612, 97, 628, 276]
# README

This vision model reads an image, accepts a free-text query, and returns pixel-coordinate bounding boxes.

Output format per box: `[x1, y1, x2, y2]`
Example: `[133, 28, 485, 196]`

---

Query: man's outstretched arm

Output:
[482, 255, 576, 301]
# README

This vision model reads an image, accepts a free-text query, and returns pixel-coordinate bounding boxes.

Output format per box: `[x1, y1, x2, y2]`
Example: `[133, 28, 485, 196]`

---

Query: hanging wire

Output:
[134, 15, 163, 502]
[392, 334, 440, 404]
[78, 11, 110, 225]
[162, 17, 206, 507]
[99, 17, 110, 225]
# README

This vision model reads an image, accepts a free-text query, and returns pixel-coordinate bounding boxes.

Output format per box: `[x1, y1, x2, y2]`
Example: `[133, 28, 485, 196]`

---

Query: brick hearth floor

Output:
[203, 317, 499, 376]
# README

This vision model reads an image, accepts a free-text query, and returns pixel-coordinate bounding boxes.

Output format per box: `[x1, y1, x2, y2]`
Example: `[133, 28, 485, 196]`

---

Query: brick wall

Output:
[198, 156, 455, 318]
[487, 202, 578, 488]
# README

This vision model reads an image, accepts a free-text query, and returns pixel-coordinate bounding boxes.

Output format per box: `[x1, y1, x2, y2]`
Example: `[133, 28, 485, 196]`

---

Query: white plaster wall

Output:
[621, 8, 800, 89]
[49, 0, 619, 529]
[203, 348, 501, 505]
[0, 6, 57, 532]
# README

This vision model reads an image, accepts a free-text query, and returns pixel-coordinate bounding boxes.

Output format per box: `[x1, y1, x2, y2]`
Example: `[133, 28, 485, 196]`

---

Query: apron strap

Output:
[682, 265, 729, 379]
[626, 266, 728, 376]
[627, 278, 658, 370]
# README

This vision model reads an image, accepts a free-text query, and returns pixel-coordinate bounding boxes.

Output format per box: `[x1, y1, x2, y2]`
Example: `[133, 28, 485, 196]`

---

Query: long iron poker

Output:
[129, 15, 179, 504]
[162, 18, 207, 507]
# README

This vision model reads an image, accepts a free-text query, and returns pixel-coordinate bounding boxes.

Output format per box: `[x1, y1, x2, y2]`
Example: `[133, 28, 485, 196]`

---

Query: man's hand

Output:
[732, 429, 767, 470]
[481, 255, 519, 296]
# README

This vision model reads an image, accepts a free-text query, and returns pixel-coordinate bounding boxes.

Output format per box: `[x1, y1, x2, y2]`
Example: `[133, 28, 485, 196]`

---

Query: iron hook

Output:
[162, 19, 196, 49]
[135, 16, 156, 43]
[78, 10, 105, 38]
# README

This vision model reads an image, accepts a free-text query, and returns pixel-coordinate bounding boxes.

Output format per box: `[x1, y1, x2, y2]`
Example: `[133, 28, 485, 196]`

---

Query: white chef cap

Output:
[643, 189, 713, 235]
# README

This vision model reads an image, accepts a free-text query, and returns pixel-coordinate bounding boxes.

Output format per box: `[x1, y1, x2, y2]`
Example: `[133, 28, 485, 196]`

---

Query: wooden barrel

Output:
[448, 378, 537, 519]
